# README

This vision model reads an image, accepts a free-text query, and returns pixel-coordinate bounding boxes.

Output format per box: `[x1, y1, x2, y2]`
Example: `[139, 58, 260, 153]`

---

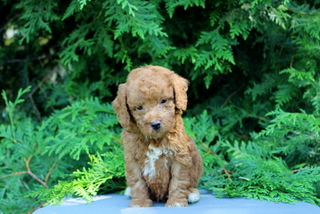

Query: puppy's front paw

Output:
[188, 192, 200, 203]
[124, 187, 131, 198]
[130, 199, 153, 207]
[165, 199, 188, 207]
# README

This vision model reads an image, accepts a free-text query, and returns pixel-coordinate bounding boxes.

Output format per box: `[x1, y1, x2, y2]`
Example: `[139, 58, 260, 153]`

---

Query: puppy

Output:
[112, 65, 203, 207]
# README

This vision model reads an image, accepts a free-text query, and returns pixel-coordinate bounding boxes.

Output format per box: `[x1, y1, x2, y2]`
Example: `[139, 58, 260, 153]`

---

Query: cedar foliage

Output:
[1, 0, 320, 213]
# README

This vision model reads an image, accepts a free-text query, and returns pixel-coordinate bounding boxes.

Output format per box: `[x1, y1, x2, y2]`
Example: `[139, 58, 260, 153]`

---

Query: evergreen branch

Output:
[0, 13, 20, 32]
[27, 69, 62, 122]
[256, 116, 268, 121]
[28, 92, 42, 122]
[233, 132, 252, 141]
[221, 168, 233, 183]
[0, 171, 29, 179]
[199, 141, 218, 156]
[24, 156, 48, 188]
[112, 136, 123, 144]
[0, 156, 48, 189]
[286, 6, 320, 15]
[45, 159, 59, 183]
[1, 54, 55, 65]
[198, 140, 233, 182]
[221, 83, 245, 108]
[290, 167, 308, 173]
[26, 202, 46, 214]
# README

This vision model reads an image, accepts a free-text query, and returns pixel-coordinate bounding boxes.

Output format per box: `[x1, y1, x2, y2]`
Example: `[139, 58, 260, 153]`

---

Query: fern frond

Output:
[273, 83, 300, 107]
[19, 0, 59, 43]
[78, 0, 91, 10]
[172, 47, 198, 64]
[203, 158, 320, 205]
[103, 0, 166, 39]
[195, 30, 235, 73]
[28, 152, 125, 205]
[41, 98, 120, 160]
[62, 0, 81, 20]
[245, 73, 279, 101]
[165, 0, 206, 18]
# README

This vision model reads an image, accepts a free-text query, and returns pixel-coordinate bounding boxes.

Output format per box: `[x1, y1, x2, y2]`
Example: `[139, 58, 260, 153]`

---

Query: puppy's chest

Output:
[142, 144, 173, 180]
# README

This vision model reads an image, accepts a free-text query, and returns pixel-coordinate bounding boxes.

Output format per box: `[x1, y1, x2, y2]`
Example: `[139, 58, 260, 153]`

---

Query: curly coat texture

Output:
[112, 65, 203, 207]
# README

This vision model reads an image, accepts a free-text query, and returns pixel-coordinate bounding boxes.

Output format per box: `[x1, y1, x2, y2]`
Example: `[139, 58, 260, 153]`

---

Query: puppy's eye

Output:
[160, 99, 167, 104]
[136, 106, 143, 110]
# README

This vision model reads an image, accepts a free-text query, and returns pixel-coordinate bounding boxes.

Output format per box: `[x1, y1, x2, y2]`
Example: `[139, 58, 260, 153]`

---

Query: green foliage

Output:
[190, 111, 320, 205]
[202, 158, 320, 205]
[18, 0, 59, 43]
[254, 109, 320, 167]
[29, 152, 125, 205]
[40, 97, 118, 160]
[0, 88, 124, 213]
[1, 0, 320, 212]
[0, 87, 60, 213]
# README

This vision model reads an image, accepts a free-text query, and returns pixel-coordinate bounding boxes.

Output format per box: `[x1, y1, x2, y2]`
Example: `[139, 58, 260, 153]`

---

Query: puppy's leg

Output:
[129, 182, 152, 207]
[187, 151, 202, 204]
[165, 161, 190, 207]
[126, 161, 152, 207]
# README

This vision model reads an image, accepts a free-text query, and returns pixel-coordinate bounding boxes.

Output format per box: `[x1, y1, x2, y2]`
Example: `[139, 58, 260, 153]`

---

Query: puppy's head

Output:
[112, 65, 188, 139]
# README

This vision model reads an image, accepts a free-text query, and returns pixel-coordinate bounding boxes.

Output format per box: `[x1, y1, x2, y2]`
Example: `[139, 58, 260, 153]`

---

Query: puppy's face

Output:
[126, 74, 176, 139]
[112, 66, 189, 138]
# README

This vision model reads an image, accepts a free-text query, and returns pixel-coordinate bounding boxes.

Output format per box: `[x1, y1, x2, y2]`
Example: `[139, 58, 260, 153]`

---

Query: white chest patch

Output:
[143, 144, 172, 179]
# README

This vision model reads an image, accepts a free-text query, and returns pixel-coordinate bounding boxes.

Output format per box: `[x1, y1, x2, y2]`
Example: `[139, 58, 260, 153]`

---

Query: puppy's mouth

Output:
[141, 121, 167, 139]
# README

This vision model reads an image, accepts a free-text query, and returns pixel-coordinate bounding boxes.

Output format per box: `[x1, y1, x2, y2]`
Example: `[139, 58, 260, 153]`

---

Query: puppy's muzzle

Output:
[150, 121, 161, 130]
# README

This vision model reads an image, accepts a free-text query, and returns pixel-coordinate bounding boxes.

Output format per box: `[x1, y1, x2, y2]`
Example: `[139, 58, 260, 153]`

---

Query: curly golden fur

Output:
[112, 65, 203, 207]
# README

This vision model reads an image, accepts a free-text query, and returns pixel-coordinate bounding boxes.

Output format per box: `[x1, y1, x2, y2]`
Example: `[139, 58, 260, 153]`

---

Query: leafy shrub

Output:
[0, 88, 125, 213]
[188, 110, 320, 205]
[203, 158, 320, 205]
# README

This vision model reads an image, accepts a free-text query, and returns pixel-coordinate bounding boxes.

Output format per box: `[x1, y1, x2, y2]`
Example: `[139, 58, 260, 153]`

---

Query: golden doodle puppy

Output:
[112, 65, 203, 207]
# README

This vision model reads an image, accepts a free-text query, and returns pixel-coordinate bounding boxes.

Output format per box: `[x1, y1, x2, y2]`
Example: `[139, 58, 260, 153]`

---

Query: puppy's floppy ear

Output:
[171, 73, 189, 111]
[112, 83, 130, 128]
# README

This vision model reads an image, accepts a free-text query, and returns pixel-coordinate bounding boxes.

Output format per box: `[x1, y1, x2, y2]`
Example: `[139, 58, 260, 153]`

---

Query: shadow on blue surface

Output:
[33, 189, 319, 214]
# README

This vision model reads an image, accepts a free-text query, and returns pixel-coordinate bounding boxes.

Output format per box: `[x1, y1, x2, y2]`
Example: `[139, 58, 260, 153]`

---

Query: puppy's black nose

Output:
[151, 121, 161, 130]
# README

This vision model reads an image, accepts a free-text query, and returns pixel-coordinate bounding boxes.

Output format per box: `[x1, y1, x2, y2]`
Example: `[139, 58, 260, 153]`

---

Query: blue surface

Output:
[34, 190, 320, 214]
